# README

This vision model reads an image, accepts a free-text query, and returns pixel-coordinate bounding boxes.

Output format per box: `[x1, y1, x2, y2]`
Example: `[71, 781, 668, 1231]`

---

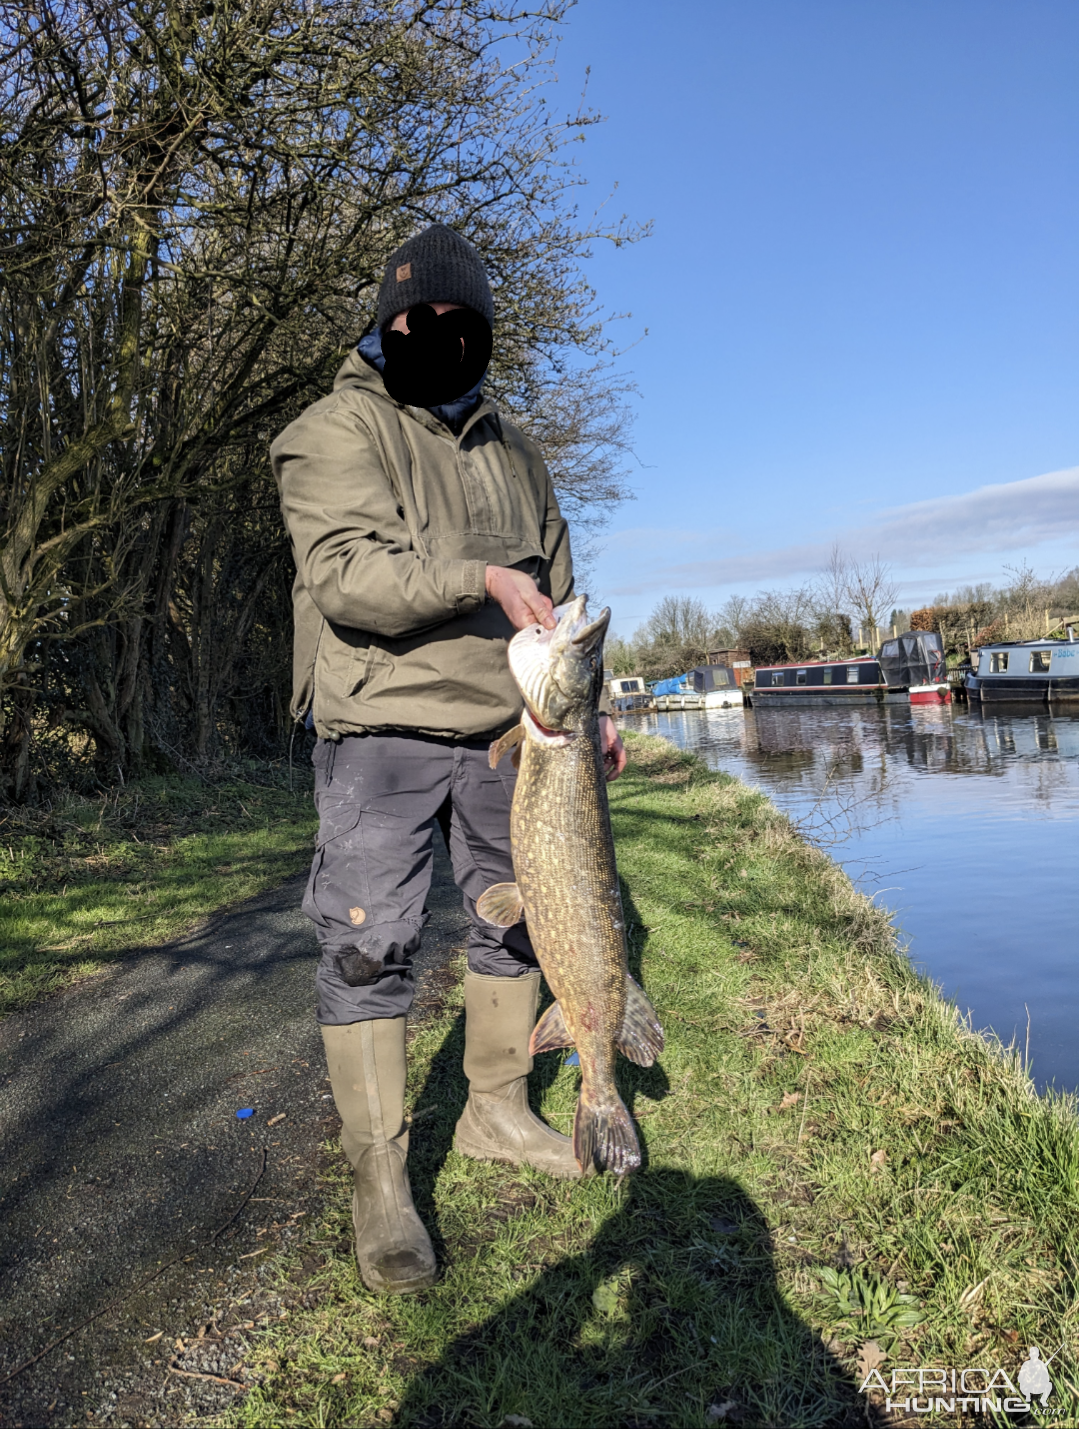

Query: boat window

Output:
[990, 652, 1009, 673]
[823, 668, 833, 685]
[846, 666, 859, 683]
[1030, 651, 1051, 673]
[796, 669, 807, 685]
[770, 671, 784, 686]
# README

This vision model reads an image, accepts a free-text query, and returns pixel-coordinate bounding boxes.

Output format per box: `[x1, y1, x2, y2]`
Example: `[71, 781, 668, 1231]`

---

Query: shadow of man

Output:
[395, 1164, 859, 1429]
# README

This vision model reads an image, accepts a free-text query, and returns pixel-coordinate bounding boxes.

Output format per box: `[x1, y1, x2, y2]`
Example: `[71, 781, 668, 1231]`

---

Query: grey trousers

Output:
[305, 733, 536, 1025]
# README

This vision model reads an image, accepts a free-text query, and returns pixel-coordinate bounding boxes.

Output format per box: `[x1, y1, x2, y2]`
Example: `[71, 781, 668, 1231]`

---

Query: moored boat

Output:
[966, 634, 1079, 704]
[752, 633, 951, 707]
[652, 665, 745, 711]
[751, 655, 893, 707]
[652, 672, 702, 711]
[879, 632, 951, 706]
[693, 664, 744, 708]
[605, 674, 656, 714]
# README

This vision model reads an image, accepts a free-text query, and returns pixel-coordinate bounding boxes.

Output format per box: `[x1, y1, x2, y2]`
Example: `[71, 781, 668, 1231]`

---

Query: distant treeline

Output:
[608, 559, 1079, 684]
[0, 0, 639, 803]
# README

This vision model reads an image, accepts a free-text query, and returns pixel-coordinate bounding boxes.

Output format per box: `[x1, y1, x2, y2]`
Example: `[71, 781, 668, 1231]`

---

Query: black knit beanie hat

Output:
[376, 223, 494, 331]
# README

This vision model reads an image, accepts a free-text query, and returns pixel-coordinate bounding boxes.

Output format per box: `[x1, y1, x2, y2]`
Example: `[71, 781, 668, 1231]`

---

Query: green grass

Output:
[224, 733, 1079, 1428]
[0, 769, 317, 1016]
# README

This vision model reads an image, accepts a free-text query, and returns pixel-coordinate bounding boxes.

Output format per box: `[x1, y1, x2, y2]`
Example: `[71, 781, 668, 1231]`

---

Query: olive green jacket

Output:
[271, 349, 577, 741]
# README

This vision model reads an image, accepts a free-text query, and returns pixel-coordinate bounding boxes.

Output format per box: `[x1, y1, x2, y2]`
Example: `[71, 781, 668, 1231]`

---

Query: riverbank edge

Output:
[205, 730, 1079, 1429]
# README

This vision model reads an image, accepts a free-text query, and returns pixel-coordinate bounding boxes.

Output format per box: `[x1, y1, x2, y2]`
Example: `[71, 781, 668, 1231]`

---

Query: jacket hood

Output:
[333, 345, 390, 396]
[331, 344, 495, 439]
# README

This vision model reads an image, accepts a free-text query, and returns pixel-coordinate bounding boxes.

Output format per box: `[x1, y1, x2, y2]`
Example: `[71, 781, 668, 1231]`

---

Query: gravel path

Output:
[0, 837, 466, 1427]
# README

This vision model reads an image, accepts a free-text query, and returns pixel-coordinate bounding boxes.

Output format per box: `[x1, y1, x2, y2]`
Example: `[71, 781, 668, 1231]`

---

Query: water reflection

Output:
[624, 704, 1079, 1093]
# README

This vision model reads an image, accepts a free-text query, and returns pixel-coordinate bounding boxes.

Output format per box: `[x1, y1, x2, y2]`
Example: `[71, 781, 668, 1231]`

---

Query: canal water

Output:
[625, 703, 1079, 1094]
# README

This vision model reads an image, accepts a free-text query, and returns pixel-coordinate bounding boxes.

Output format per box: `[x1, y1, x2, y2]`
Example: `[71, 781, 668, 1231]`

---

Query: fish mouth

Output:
[508, 595, 611, 731]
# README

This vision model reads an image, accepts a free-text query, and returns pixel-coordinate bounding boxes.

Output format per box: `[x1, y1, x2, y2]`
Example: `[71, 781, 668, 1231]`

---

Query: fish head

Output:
[508, 595, 611, 733]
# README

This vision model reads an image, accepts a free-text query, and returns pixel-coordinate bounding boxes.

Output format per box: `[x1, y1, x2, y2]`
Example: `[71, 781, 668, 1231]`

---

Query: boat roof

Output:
[975, 637, 1074, 650]
[651, 672, 695, 695]
[754, 656, 878, 671]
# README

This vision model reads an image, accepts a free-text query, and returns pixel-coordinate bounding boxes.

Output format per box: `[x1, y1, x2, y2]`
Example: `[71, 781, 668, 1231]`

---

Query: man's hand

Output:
[486, 565, 555, 631]
[599, 714, 626, 782]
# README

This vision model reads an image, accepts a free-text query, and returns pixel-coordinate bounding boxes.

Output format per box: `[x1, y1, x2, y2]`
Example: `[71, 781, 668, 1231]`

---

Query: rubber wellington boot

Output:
[321, 1018, 437, 1294]
[453, 968, 582, 1178]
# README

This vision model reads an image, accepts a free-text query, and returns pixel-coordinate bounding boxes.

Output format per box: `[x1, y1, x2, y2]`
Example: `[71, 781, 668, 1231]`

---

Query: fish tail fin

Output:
[616, 974, 665, 1067]
[573, 1090, 641, 1176]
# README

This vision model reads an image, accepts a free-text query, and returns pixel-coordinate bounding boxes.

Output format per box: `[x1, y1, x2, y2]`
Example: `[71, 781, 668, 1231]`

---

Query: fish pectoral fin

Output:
[616, 973, 665, 1067]
[476, 881, 525, 928]
[529, 999, 573, 1056]
[488, 724, 524, 771]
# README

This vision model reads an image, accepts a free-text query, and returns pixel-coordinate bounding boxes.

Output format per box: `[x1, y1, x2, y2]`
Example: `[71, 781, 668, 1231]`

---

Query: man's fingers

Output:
[599, 715, 627, 782]
[525, 592, 556, 630]
[515, 579, 554, 630]
[486, 566, 556, 631]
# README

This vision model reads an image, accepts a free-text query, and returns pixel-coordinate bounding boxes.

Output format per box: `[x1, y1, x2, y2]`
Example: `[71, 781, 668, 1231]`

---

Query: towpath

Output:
[0, 838, 465, 1428]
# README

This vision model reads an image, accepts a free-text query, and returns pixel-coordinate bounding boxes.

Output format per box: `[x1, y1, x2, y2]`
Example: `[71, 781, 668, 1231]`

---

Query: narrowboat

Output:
[751, 655, 893, 707]
[605, 674, 656, 714]
[966, 634, 1079, 704]
[751, 632, 952, 708]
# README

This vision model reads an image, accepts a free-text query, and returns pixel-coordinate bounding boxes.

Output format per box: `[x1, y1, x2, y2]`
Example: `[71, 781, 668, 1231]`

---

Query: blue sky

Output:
[546, 1, 1079, 634]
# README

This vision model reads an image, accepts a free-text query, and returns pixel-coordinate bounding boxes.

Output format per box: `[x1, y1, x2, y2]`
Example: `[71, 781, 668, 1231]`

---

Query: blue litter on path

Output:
[564, 1051, 580, 1067]
[236, 1108, 254, 1119]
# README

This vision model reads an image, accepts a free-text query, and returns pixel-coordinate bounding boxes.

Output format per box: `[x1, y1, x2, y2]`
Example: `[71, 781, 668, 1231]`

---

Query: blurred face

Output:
[387, 300, 462, 332]
[379, 301, 492, 407]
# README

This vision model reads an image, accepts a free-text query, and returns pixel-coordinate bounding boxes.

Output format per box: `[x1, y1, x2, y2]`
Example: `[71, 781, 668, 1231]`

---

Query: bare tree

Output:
[844, 556, 898, 650]
[998, 562, 1060, 641]
[629, 594, 723, 681]
[810, 544, 854, 654]
[0, 0, 642, 795]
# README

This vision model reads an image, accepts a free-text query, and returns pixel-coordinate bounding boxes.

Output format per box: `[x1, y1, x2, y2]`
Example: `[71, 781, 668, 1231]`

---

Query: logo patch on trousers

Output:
[349, 906, 366, 926]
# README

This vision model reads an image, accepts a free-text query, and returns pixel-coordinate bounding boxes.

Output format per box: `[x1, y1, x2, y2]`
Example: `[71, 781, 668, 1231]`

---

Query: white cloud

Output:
[605, 467, 1079, 595]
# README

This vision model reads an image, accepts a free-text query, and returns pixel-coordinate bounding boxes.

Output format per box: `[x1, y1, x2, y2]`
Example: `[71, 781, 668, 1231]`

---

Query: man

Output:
[271, 224, 625, 1296]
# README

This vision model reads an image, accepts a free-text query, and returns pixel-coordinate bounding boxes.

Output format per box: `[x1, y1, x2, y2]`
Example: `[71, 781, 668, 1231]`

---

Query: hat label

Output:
[396, 262, 411, 282]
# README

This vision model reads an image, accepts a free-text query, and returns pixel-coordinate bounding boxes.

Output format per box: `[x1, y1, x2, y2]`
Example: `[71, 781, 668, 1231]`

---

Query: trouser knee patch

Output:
[330, 921, 421, 987]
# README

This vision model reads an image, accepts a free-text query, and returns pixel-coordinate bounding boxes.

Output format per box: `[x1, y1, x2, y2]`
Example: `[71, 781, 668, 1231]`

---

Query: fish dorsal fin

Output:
[488, 723, 524, 770]
[616, 974, 665, 1067]
[529, 999, 573, 1056]
[476, 881, 525, 927]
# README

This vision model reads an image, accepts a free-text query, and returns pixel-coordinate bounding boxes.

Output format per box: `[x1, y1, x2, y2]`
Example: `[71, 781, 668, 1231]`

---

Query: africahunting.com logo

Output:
[860, 1346, 1056, 1415]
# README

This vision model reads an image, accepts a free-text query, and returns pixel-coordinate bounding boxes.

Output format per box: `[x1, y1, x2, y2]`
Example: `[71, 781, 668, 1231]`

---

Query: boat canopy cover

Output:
[691, 665, 733, 692]
[651, 673, 692, 696]
[878, 631, 946, 688]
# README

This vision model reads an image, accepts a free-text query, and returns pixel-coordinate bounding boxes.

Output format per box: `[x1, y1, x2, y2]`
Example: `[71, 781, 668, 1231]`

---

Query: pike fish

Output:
[478, 596, 664, 1174]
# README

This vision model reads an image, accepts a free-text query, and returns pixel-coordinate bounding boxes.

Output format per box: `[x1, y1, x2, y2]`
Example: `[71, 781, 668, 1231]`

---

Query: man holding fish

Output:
[272, 225, 659, 1296]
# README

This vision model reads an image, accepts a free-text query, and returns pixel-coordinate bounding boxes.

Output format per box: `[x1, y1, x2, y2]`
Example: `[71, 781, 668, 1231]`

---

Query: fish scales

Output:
[478, 596, 664, 1174]
[512, 712, 627, 1093]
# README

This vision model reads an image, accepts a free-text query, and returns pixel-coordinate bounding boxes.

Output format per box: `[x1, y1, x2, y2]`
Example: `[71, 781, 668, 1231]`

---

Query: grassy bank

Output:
[222, 732, 1079, 1429]
[0, 769, 317, 1016]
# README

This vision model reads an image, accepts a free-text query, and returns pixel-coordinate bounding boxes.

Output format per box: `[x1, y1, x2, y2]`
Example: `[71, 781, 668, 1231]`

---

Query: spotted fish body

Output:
[478, 596, 664, 1174]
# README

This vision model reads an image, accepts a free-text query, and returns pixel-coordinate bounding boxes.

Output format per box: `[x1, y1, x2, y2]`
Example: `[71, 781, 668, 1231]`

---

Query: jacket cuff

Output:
[455, 560, 487, 615]
[598, 684, 613, 715]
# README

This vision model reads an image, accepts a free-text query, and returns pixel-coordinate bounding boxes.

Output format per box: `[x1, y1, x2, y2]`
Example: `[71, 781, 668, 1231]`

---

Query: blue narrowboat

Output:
[967, 634, 1079, 704]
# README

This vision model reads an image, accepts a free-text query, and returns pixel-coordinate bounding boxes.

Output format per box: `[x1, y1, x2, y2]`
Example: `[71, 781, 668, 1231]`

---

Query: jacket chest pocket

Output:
[455, 443, 543, 546]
